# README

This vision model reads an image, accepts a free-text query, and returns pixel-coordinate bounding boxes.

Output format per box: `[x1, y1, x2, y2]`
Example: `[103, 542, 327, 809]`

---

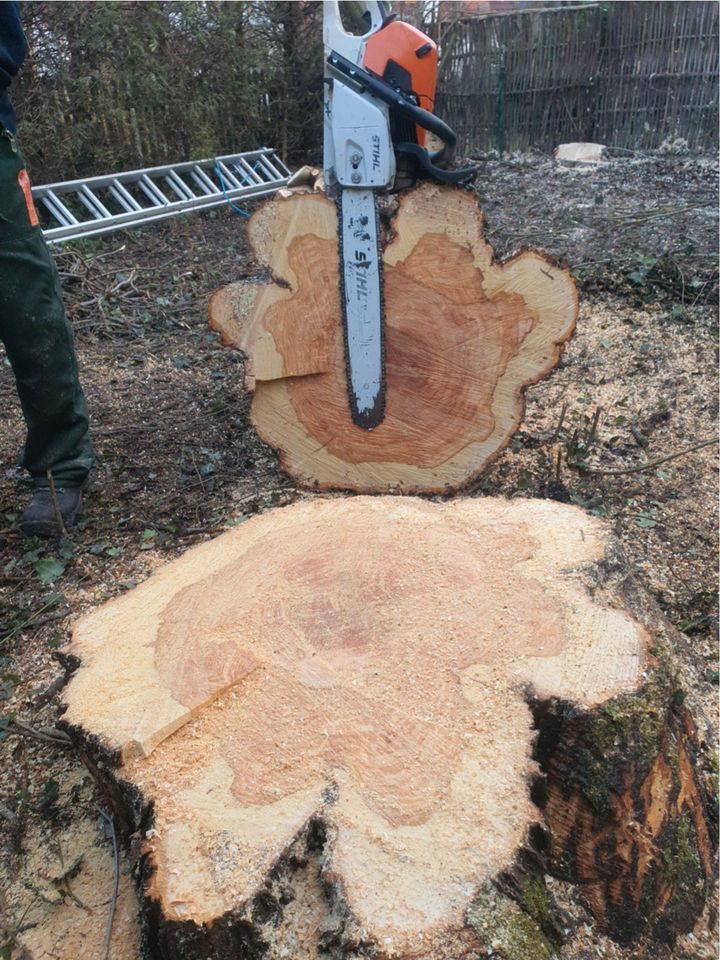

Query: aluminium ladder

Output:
[32, 149, 292, 244]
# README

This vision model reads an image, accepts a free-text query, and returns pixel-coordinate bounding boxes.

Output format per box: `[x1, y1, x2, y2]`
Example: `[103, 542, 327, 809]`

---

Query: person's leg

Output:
[0, 130, 94, 532]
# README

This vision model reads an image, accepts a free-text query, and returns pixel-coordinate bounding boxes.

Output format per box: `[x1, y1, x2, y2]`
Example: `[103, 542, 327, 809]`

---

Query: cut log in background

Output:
[61, 497, 716, 960]
[209, 184, 578, 494]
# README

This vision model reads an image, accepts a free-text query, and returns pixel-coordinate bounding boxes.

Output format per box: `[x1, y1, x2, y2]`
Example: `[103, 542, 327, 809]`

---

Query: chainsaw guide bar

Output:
[337, 188, 386, 430]
[323, 0, 475, 431]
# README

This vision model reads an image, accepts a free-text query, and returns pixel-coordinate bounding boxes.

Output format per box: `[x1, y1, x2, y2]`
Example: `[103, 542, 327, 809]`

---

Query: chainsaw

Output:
[323, 0, 475, 430]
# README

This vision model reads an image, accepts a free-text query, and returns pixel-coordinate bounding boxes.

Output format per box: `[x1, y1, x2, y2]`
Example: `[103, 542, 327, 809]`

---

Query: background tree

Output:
[13, 1, 324, 182]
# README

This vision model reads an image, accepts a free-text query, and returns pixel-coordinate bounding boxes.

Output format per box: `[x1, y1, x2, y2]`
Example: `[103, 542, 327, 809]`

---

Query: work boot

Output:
[20, 486, 83, 538]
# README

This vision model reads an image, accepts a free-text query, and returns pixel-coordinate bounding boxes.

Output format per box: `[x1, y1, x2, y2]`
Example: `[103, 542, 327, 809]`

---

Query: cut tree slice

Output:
[62, 497, 716, 959]
[208, 183, 578, 493]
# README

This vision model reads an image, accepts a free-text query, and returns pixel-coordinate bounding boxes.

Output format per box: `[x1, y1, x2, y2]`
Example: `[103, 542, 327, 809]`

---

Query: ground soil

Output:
[474, 147, 718, 306]
[0, 152, 717, 959]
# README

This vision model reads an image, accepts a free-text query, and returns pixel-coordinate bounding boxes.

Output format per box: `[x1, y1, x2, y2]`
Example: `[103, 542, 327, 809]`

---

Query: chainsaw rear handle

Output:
[326, 51, 476, 184]
[392, 142, 476, 185]
[327, 50, 456, 149]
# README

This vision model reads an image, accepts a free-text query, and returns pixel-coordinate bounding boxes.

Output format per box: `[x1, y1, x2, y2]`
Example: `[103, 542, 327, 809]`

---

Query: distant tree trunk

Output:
[129, 107, 144, 165]
[13, 0, 323, 181]
[281, 1, 303, 162]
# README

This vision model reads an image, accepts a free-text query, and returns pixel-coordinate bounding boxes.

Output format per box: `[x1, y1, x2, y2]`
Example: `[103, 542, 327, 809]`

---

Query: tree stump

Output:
[208, 184, 577, 494]
[61, 497, 716, 960]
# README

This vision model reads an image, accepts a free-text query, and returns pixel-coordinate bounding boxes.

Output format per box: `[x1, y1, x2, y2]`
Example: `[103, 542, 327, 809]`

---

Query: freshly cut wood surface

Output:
[209, 184, 578, 493]
[62, 497, 715, 958]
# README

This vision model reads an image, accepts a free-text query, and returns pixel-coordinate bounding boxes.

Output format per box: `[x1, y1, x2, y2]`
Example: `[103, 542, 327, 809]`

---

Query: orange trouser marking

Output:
[18, 168, 39, 227]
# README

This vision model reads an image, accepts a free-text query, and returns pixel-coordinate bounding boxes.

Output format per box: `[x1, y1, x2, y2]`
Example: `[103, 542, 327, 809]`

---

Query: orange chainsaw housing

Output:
[363, 20, 438, 147]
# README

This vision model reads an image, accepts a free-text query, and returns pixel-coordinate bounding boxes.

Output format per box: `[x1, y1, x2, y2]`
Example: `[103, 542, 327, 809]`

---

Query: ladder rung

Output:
[236, 157, 264, 185]
[190, 166, 220, 196]
[165, 170, 195, 201]
[251, 162, 270, 184]
[42, 185, 280, 242]
[256, 155, 283, 181]
[43, 190, 79, 226]
[79, 185, 112, 219]
[40, 197, 72, 227]
[110, 180, 143, 212]
[34, 149, 291, 243]
[227, 162, 253, 187]
[139, 175, 169, 206]
[275, 155, 293, 177]
[216, 161, 242, 189]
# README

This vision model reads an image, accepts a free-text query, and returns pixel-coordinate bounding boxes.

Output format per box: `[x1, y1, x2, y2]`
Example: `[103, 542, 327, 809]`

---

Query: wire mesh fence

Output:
[437, 1, 719, 155]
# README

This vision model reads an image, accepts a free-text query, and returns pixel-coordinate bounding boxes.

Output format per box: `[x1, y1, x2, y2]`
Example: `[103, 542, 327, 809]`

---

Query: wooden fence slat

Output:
[438, 1, 718, 154]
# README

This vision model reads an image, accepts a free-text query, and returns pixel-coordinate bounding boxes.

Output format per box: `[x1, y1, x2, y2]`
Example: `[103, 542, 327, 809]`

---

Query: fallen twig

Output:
[97, 807, 120, 960]
[2, 594, 65, 647]
[3, 572, 91, 647]
[33, 673, 67, 708]
[551, 402, 567, 441]
[569, 437, 718, 476]
[24, 610, 67, 630]
[0, 799, 18, 823]
[46, 470, 68, 539]
[2, 718, 73, 747]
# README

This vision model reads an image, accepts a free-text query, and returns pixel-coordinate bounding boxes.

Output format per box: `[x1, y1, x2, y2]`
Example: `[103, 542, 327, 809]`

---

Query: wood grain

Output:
[61, 497, 715, 958]
[209, 184, 578, 493]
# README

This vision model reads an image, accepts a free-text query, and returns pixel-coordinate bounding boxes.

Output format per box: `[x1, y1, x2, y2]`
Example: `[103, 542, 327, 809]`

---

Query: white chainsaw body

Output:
[323, 0, 391, 428]
[323, 0, 395, 192]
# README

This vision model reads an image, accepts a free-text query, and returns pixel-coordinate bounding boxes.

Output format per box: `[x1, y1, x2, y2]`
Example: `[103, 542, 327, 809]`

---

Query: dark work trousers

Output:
[0, 129, 94, 488]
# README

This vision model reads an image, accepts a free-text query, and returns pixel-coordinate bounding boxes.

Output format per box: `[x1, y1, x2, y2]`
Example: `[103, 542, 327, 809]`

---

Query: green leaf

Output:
[225, 515, 250, 527]
[0, 716, 11, 742]
[57, 539, 76, 560]
[141, 529, 157, 541]
[636, 516, 657, 529]
[515, 470, 533, 491]
[106, 546, 121, 557]
[33, 557, 66, 584]
[41, 779, 60, 800]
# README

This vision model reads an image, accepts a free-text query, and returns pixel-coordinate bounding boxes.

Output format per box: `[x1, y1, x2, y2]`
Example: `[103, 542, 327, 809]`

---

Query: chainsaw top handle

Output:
[323, 0, 389, 57]
[326, 50, 476, 185]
